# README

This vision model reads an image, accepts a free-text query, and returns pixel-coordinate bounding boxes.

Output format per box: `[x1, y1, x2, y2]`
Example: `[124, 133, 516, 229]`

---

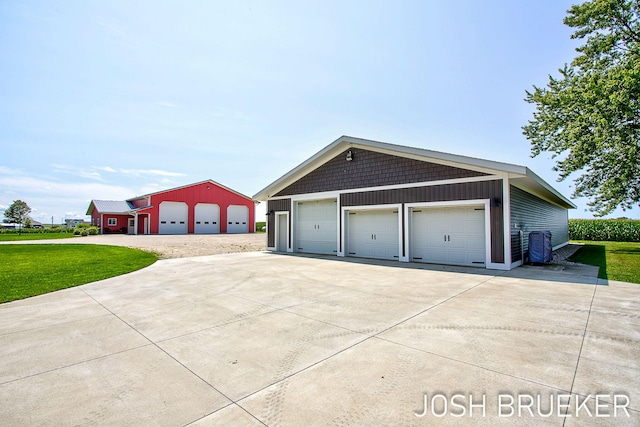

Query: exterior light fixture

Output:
[346, 150, 353, 162]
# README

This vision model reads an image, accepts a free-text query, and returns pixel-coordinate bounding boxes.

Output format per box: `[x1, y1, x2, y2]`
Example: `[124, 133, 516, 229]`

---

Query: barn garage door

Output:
[347, 209, 399, 260]
[411, 206, 485, 266]
[159, 201, 188, 234]
[194, 203, 220, 234]
[227, 205, 249, 233]
[295, 199, 337, 255]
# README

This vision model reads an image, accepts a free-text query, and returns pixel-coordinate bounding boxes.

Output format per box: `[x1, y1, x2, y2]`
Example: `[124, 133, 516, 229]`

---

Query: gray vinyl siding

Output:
[510, 185, 569, 262]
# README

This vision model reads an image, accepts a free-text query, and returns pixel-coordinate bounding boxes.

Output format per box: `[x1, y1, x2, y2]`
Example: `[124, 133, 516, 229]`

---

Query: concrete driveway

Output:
[0, 252, 638, 426]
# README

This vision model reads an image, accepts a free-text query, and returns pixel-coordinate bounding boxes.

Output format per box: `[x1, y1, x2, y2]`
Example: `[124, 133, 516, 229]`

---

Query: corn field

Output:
[569, 219, 640, 242]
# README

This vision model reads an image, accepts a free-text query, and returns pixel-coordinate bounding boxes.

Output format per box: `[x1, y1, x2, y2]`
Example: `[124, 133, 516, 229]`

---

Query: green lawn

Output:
[0, 233, 74, 241]
[569, 241, 640, 284]
[0, 244, 157, 303]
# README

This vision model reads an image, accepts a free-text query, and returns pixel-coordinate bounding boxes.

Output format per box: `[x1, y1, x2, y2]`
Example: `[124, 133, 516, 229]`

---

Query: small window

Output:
[213, 221, 217, 224]
[161, 221, 167, 224]
[196, 221, 201, 224]
[204, 221, 209, 224]
[180, 221, 185, 224]
[171, 221, 176, 224]
[107, 218, 117, 226]
[228, 222, 232, 224]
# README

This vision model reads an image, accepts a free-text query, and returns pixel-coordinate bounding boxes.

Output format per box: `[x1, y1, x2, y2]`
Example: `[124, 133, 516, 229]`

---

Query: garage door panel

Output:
[295, 200, 337, 255]
[159, 202, 188, 234]
[347, 209, 399, 261]
[194, 203, 220, 234]
[411, 206, 485, 266]
[227, 205, 249, 233]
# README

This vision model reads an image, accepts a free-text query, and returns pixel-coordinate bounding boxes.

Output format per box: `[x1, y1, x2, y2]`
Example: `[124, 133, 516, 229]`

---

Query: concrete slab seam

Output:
[219, 272, 506, 423]
[78, 289, 234, 402]
[0, 343, 153, 386]
[563, 282, 598, 426]
[79, 288, 271, 426]
[0, 312, 114, 338]
[153, 308, 280, 345]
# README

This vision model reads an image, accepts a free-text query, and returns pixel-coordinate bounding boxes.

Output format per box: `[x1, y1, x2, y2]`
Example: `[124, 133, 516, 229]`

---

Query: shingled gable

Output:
[274, 148, 488, 197]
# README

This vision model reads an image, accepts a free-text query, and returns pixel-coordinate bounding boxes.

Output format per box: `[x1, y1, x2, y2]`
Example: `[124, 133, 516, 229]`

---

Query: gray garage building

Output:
[253, 136, 575, 270]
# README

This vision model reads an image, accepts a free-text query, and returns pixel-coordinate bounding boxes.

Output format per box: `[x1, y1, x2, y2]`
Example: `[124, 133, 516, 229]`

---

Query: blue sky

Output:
[1, 0, 637, 223]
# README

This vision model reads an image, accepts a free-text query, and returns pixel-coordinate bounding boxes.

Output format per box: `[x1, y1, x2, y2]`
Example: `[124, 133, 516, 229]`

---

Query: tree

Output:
[523, 0, 640, 216]
[4, 200, 31, 232]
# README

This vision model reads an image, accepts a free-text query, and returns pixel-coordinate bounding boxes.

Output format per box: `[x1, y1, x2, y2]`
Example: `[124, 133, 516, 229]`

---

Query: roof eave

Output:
[130, 179, 257, 203]
[509, 168, 576, 209]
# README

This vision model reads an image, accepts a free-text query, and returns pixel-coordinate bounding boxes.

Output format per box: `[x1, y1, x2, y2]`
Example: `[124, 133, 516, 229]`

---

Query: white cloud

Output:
[120, 169, 186, 177]
[96, 166, 117, 173]
[157, 101, 178, 108]
[0, 175, 133, 200]
[51, 165, 185, 180]
[52, 164, 104, 181]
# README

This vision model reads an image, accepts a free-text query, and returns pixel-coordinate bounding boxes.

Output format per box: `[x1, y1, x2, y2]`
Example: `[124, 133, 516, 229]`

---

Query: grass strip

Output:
[0, 244, 157, 303]
[569, 240, 640, 284]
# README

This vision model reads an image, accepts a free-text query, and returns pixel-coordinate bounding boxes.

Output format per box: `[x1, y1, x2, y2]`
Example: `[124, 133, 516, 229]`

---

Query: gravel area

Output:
[550, 243, 583, 265]
[0, 233, 266, 259]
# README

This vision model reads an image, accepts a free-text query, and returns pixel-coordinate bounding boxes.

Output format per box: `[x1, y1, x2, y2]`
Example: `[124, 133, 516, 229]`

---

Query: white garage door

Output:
[411, 206, 485, 266]
[295, 199, 337, 255]
[159, 201, 188, 234]
[227, 205, 249, 233]
[194, 203, 220, 234]
[347, 209, 399, 260]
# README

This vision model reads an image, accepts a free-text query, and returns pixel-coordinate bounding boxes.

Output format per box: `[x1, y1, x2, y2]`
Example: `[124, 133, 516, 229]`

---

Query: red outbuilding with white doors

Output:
[87, 180, 256, 235]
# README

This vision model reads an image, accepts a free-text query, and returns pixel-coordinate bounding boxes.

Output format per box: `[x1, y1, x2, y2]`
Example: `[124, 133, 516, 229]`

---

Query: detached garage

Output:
[253, 136, 575, 270]
[87, 179, 256, 235]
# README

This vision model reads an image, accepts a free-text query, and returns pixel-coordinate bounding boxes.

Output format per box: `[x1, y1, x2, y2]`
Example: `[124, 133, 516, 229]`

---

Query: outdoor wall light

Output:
[346, 150, 353, 162]
[491, 198, 501, 207]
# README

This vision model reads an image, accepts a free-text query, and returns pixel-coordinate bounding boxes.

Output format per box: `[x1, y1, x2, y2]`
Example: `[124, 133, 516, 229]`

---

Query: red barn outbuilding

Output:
[87, 180, 257, 235]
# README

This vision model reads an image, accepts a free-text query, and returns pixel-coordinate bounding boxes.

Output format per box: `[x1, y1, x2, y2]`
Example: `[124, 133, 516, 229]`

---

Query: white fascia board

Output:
[524, 169, 576, 209]
[267, 175, 499, 202]
[508, 170, 576, 209]
[253, 136, 347, 200]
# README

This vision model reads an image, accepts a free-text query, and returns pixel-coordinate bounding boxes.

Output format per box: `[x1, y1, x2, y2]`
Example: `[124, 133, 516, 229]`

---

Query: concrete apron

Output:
[0, 252, 638, 426]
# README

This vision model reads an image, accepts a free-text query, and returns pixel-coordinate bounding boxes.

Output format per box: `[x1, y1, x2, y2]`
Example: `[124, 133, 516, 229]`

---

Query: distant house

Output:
[86, 179, 257, 235]
[1, 219, 43, 229]
[65, 219, 89, 228]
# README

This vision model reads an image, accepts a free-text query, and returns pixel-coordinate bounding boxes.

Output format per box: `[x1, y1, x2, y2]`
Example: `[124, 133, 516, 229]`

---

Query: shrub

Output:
[81, 230, 88, 236]
[76, 223, 91, 229]
[569, 219, 640, 242]
[87, 227, 99, 235]
[0, 227, 74, 235]
[74, 229, 82, 236]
